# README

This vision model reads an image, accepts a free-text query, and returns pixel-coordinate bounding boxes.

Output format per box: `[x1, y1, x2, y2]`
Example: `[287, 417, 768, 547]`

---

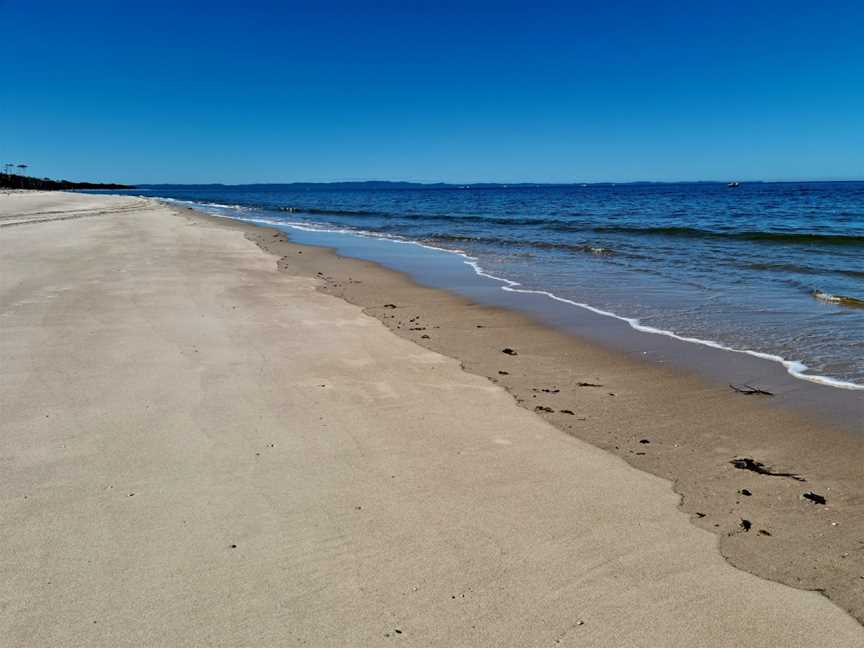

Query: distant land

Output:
[135, 180, 759, 191]
[0, 173, 134, 191]
[132, 179, 860, 191]
[5, 178, 860, 193]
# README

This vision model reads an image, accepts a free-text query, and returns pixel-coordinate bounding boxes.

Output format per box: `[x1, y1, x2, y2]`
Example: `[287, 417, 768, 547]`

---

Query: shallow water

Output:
[104, 182, 864, 388]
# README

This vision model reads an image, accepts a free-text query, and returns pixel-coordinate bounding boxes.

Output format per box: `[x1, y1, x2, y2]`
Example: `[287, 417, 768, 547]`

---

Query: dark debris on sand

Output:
[730, 458, 805, 482]
[729, 383, 774, 396]
[802, 491, 827, 505]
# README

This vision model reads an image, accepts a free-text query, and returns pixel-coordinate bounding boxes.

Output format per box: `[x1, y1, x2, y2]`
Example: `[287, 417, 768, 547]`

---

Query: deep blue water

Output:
[111, 182, 864, 388]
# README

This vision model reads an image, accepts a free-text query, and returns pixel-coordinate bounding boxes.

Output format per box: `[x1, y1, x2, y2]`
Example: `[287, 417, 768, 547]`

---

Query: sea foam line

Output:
[169, 198, 864, 392]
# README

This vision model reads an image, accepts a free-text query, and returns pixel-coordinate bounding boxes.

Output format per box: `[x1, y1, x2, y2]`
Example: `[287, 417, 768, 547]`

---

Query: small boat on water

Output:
[728, 181, 741, 188]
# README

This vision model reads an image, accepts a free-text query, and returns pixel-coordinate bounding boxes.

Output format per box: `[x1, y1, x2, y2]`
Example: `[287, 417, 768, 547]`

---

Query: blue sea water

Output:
[113, 182, 864, 388]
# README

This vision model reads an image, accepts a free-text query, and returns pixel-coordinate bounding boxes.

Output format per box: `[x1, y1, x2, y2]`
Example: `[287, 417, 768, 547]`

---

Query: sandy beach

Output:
[1, 191, 862, 647]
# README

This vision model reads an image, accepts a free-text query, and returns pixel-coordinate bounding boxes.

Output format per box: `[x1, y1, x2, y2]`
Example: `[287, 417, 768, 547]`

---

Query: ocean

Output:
[111, 182, 864, 389]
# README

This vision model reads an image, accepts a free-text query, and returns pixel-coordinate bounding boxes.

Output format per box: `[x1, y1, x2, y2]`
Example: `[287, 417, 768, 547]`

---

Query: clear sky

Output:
[2, 1, 863, 184]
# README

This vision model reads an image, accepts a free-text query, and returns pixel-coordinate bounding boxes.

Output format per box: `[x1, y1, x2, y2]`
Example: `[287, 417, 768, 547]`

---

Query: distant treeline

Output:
[0, 173, 134, 191]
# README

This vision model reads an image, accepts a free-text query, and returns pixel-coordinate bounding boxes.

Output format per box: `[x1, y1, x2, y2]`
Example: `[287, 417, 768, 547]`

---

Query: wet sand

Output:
[1, 192, 862, 646]
[231, 210, 864, 621]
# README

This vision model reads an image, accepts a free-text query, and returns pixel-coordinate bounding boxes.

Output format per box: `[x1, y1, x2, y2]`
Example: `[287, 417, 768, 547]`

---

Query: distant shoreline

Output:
[0, 173, 134, 191]
[131, 178, 863, 191]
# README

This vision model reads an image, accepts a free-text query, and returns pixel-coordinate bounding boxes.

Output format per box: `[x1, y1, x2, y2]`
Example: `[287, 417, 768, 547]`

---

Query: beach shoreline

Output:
[2, 191, 862, 645]
[137, 180, 864, 396]
[178, 203, 864, 622]
[234, 205, 864, 427]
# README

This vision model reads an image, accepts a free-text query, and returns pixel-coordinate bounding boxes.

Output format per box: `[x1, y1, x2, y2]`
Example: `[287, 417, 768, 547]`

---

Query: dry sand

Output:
[1, 192, 861, 647]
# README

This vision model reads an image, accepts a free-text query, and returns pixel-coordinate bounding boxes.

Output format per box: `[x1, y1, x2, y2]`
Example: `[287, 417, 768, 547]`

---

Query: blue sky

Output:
[2, 1, 863, 184]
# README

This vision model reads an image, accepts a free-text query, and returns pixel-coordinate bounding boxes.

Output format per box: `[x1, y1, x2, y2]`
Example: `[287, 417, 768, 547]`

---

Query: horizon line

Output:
[131, 177, 864, 187]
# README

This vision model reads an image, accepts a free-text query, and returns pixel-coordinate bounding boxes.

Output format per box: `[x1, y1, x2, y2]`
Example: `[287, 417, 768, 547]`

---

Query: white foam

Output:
[157, 196, 252, 212]
[168, 198, 864, 392]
